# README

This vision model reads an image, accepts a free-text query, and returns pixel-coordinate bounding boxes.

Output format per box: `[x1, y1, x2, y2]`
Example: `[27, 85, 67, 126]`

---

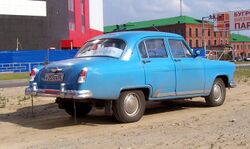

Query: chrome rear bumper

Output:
[25, 82, 92, 99]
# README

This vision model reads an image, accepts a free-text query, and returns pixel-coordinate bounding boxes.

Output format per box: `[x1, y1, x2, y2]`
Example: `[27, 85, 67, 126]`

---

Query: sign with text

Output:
[213, 10, 250, 31]
[230, 10, 250, 31]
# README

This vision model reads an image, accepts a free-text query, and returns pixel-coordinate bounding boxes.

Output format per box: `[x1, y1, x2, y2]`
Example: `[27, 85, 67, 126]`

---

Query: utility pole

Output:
[202, 17, 205, 48]
[180, 0, 183, 16]
[16, 38, 19, 51]
[202, 16, 211, 57]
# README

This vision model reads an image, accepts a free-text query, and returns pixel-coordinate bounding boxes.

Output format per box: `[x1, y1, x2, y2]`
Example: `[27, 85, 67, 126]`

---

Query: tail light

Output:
[29, 68, 38, 82]
[78, 67, 88, 83]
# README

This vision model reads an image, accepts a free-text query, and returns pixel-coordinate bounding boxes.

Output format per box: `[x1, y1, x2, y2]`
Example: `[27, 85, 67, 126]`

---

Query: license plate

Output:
[44, 73, 64, 82]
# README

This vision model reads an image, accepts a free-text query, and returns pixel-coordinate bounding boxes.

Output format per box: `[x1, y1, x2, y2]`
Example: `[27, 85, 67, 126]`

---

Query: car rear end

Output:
[25, 60, 92, 99]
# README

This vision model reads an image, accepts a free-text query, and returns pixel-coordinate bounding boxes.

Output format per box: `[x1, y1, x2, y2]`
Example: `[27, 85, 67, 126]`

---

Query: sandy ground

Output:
[0, 81, 250, 149]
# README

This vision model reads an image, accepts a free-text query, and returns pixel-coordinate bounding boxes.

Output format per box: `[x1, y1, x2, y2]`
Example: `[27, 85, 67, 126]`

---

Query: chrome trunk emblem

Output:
[50, 68, 63, 73]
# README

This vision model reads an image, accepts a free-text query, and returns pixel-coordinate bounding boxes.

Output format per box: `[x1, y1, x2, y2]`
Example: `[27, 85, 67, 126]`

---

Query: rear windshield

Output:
[76, 38, 126, 58]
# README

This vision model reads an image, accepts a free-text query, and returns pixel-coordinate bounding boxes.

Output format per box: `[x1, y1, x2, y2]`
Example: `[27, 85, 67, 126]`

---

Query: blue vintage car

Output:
[25, 31, 236, 123]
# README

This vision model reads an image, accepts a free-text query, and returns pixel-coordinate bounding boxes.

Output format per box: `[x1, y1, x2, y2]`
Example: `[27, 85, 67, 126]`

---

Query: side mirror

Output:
[194, 49, 201, 57]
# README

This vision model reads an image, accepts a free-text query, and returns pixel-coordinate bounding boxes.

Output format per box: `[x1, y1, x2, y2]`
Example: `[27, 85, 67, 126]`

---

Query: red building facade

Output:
[104, 16, 230, 50]
[0, 0, 103, 50]
[61, 0, 103, 49]
[231, 33, 250, 59]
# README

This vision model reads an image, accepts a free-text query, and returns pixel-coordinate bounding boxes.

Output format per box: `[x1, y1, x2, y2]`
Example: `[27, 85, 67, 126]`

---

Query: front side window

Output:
[139, 39, 167, 58]
[169, 39, 192, 58]
[76, 39, 126, 58]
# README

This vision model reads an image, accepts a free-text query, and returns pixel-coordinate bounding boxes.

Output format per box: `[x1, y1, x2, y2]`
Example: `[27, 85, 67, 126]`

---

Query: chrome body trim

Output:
[25, 82, 92, 99]
[155, 90, 210, 98]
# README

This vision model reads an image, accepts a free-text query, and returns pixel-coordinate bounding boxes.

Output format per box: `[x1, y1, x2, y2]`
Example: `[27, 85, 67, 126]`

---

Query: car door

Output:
[168, 38, 205, 96]
[138, 37, 176, 98]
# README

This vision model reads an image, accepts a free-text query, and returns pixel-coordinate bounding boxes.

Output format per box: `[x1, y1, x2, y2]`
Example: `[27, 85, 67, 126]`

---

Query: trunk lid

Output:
[36, 57, 115, 90]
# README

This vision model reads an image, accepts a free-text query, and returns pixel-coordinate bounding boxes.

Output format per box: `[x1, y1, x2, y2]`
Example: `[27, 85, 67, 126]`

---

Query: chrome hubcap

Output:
[124, 93, 140, 117]
[213, 83, 222, 101]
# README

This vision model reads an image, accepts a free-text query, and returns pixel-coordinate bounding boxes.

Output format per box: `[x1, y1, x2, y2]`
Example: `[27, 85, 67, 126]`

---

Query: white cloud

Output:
[104, 0, 191, 25]
[103, 0, 250, 36]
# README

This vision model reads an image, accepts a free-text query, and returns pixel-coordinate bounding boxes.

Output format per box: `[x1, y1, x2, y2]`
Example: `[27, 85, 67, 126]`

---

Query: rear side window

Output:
[139, 39, 167, 58]
[139, 42, 147, 58]
[169, 39, 192, 58]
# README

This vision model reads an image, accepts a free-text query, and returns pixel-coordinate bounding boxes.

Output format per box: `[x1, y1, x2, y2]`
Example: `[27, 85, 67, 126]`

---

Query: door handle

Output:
[142, 60, 151, 64]
[174, 59, 181, 62]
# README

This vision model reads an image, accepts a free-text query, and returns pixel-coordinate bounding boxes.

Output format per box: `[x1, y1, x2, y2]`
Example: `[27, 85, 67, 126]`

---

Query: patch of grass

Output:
[0, 94, 9, 108]
[234, 67, 250, 82]
[0, 73, 29, 81]
[234, 61, 250, 64]
[17, 95, 31, 105]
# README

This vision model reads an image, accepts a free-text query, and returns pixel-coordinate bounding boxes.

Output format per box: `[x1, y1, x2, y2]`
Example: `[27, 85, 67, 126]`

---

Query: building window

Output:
[189, 28, 192, 37]
[225, 32, 228, 37]
[248, 45, 250, 49]
[189, 40, 192, 48]
[68, 0, 75, 31]
[214, 32, 216, 37]
[233, 45, 236, 49]
[241, 45, 244, 49]
[81, 0, 85, 32]
[208, 40, 211, 46]
[68, 0, 74, 12]
[214, 40, 217, 46]
[220, 32, 222, 37]
[196, 40, 199, 47]
[69, 23, 75, 31]
[237, 45, 239, 49]
[208, 29, 210, 37]
[195, 28, 198, 37]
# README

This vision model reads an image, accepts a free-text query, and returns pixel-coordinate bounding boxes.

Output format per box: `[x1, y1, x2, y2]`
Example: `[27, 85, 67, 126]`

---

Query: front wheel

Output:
[113, 90, 146, 123]
[205, 78, 226, 107]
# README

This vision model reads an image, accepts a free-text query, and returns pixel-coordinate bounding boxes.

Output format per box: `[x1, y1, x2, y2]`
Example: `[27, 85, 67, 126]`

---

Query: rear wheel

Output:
[205, 78, 226, 107]
[63, 101, 92, 117]
[113, 90, 146, 123]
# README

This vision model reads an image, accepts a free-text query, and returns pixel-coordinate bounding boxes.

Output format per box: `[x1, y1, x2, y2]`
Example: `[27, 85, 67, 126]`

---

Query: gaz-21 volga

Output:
[25, 31, 236, 123]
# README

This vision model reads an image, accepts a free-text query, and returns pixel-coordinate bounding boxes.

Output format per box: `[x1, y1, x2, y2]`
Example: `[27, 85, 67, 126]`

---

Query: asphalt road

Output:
[0, 79, 28, 88]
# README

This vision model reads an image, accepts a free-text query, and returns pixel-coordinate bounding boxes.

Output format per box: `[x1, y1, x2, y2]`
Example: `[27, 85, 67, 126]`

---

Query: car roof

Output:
[92, 31, 183, 41]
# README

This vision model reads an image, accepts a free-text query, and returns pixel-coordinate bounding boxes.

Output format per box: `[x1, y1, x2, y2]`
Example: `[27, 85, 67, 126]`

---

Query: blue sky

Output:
[103, 0, 250, 36]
